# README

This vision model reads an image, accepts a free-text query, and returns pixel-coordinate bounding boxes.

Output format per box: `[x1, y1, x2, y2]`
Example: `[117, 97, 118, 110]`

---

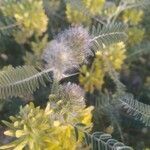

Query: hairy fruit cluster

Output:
[42, 26, 92, 80]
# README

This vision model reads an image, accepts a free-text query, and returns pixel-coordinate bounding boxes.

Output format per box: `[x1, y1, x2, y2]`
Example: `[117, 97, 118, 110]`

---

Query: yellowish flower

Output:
[144, 76, 150, 87]
[51, 125, 77, 150]
[79, 63, 105, 93]
[79, 106, 94, 126]
[122, 9, 144, 25]
[66, 0, 105, 24]
[1, 0, 48, 43]
[104, 125, 114, 134]
[107, 42, 126, 70]
[84, 0, 105, 15]
[79, 42, 126, 92]
[1, 101, 93, 150]
[66, 4, 89, 24]
[127, 27, 145, 46]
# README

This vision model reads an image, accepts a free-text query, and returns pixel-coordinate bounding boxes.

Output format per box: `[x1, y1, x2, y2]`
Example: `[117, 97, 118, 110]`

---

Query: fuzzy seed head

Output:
[43, 40, 75, 71]
[62, 82, 85, 109]
[58, 26, 92, 58]
[42, 26, 92, 79]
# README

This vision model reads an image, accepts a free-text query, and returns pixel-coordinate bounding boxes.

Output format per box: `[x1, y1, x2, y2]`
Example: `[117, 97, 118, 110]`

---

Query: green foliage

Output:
[0, 0, 150, 149]
[110, 69, 150, 126]
[122, 0, 150, 9]
[0, 22, 127, 98]
[74, 129, 133, 150]
[119, 93, 150, 126]
[0, 66, 51, 99]
[127, 41, 150, 61]
[90, 23, 127, 51]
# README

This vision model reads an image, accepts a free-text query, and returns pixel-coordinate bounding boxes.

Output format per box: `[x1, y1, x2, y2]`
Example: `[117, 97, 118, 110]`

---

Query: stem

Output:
[0, 23, 19, 31]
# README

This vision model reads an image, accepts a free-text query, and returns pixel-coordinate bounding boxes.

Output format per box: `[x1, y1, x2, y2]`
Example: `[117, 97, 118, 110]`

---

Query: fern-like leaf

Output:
[0, 66, 52, 99]
[127, 41, 150, 61]
[124, 0, 150, 9]
[88, 132, 133, 150]
[90, 23, 128, 51]
[105, 60, 150, 126]
[119, 93, 150, 126]
[74, 125, 133, 150]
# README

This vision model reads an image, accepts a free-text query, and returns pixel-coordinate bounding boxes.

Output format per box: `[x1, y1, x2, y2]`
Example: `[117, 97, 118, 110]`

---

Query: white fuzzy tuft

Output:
[42, 26, 92, 79]
[62, 82, 85, 108]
